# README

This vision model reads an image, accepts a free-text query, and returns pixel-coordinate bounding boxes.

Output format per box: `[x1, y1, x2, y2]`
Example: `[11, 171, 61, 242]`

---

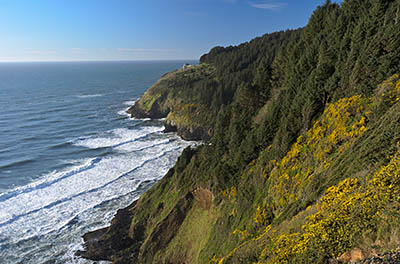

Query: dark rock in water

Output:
[163, 118, 211, 141]
[163, 119, 178, 133]
[76, 227, 109, 260]
[127, 99, 168, 119]
[77, 202, 138, 262]
[126, 103, 149, 119]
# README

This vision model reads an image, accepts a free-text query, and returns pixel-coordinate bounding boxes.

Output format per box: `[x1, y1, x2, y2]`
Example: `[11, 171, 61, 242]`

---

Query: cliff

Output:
[127, 63, 217, 141]
[80, 1, 400, 263]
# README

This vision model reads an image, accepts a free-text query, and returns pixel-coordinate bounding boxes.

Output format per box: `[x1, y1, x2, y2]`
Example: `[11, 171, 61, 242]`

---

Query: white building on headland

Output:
[182, 63, 191, 70]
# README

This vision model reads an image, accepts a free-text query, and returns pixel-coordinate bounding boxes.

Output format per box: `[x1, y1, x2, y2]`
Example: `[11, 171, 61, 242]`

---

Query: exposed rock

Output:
[163, 119, 178, 133]
[356, 250, 400, 264]
[127, 97, 168, 119]
[192, 187, 214, 219]
[75, 227, 109, 260]
[338, 248, 364, 263]
[192, 187, 214, 211]
[77, 204, 136, 262]
[163, 117, 211, 141]
[78, 191, 196, 264]
[176, 125, 211, 141]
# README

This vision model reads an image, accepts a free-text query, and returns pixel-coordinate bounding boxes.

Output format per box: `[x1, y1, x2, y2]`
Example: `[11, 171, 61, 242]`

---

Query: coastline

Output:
[0, 61, 194, 264]
[78, 2, 400, 262]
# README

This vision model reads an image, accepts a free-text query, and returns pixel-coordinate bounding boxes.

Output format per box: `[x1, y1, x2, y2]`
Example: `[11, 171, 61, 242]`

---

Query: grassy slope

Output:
[111, 75, 400, 264]
[129, 63, 217, 140]
[81, 1, 400, 263]
[98, 76, 400, 264]
[135, 64, 216, 113]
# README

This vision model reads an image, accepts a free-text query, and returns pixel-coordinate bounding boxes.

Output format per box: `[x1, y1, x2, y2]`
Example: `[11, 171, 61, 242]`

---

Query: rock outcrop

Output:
[127, 63, 216, 141]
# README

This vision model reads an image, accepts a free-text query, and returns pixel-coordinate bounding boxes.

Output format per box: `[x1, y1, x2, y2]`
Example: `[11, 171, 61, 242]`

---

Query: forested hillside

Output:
[80, 1, 400, 263]
[127, 30, 296, 140]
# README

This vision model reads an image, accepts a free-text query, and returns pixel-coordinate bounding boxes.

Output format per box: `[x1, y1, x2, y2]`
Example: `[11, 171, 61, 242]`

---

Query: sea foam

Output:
[73, 127, 163, 150]
[0, 129, 191, 262]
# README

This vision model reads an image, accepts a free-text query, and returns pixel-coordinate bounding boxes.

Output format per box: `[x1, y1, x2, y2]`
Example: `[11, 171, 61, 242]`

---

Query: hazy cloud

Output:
[117, 48, 176, 53]
[250, 2, 287, 10]
[71, 48, 87, 54]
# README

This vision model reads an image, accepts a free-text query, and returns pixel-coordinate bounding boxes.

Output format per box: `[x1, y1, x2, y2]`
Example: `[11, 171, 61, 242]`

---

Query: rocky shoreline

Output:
[356, 251, 400, 264]
[127, 101, 211, 141]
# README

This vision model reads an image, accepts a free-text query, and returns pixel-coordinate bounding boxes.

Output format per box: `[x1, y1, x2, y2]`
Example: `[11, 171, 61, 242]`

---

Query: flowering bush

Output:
[269, 95, 369, 210]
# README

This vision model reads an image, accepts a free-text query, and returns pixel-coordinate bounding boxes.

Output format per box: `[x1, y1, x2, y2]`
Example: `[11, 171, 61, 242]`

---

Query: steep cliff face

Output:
[81, 1, 400, 263]
[81, 75, 400, 264]
[127, 64, 217, 141]
[79, 148, 206, 263]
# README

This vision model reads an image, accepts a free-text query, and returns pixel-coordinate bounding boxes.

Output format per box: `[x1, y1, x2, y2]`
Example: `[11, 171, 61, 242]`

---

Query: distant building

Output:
[182, 63, 190, 70]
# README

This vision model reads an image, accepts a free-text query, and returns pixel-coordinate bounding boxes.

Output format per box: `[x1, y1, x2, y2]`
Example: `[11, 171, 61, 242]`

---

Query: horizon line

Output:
[0, 58, 200, 63]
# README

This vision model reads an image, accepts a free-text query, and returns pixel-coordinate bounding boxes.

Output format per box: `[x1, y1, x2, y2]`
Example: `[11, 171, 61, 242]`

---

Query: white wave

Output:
[117, 108, 131, 117]
[118, 100, 138, 118]
[0, 118, 193, 263]
[115, 138, 171, 152]
[73, 127, 163, 149]
[63, 242, 110, 264]
[0, 139, 191, 246]
[122, 100, 137, 106]
[0, 158, 91, 203]
[76, 94, 104, 99]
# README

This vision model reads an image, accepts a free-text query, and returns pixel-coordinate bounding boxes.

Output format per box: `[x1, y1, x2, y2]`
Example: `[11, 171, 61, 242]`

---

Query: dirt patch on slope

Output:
[192, 187, 214, 218]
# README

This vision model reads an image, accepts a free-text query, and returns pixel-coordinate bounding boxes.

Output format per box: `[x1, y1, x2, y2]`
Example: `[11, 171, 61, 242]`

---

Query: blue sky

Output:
[0, 0, 342, 62]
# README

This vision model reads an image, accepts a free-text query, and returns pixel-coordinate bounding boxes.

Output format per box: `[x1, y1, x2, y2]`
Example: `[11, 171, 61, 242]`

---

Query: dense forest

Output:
[80, 0, 400, 263]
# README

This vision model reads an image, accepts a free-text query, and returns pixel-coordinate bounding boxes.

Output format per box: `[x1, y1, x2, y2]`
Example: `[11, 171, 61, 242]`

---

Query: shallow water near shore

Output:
[0, 61, 196, 263]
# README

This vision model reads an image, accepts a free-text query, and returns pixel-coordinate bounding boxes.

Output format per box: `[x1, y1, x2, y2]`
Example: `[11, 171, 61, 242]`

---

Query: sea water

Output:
[0, 61, 196, 263]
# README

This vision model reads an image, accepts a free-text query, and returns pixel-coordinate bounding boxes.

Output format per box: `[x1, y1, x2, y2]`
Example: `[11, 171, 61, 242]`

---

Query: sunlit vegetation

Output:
[268, 95, 369, 211]
[267, 139, 400, 263]
[211, 75, 400, 264]
[89, 1, 400, 263]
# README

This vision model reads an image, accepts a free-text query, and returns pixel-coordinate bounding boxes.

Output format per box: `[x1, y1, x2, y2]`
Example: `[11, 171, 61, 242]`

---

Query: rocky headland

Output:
[79, 1, 400, 263]
[127, 64, 216, 141]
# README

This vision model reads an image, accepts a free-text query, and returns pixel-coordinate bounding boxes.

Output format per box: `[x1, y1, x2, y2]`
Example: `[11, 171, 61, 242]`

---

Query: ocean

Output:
[0, 61, 196, 263]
